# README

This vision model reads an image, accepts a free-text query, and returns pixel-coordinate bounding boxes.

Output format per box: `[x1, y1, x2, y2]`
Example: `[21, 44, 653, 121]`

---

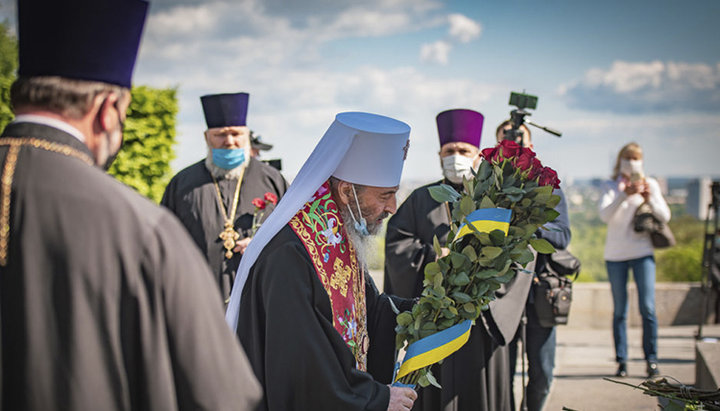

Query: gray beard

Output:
[204, 147, 249, 179]
[339, 205, 373, 269]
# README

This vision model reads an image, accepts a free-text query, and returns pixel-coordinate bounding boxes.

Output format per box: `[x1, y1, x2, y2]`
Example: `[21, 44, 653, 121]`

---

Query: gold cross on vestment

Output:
[219, 221, 241, 259]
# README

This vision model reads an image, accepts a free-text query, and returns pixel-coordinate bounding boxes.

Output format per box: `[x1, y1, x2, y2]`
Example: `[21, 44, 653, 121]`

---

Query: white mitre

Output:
[225, 111, 411, 331]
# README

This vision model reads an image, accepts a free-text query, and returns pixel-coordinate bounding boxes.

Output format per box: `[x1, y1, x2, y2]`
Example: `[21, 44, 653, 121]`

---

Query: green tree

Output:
[109, 86, 178, 203]
[0, 20, 18, 131]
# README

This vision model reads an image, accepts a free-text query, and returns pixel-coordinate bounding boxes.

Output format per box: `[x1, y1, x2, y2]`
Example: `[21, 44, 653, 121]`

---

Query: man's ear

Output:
[96, 93, 119, 132]
[335, 180, 353, 206]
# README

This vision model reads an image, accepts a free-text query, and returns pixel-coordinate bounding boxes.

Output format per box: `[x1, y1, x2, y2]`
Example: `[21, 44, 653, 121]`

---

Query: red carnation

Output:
[538, 166, 561, 189]
[264, 192, 278, 205]
[497, 140, 520, 160]
[252, 198, 266, 210]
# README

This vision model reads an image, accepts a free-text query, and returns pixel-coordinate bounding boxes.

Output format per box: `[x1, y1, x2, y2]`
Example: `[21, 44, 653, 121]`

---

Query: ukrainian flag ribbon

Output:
[394, 319, 473, 382]
[454, 208, 512, 241]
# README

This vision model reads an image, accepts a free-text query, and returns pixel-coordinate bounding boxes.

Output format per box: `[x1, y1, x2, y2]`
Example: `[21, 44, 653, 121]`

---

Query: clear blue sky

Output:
[1, 0, 718, 183]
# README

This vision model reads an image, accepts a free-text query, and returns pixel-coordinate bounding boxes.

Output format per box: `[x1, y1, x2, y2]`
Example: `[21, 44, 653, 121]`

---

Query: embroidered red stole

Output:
[289, 182, 369, 370]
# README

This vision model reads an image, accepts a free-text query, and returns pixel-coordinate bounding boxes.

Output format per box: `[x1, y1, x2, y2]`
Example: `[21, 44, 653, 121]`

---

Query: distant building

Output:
[687, 177, 713, 220]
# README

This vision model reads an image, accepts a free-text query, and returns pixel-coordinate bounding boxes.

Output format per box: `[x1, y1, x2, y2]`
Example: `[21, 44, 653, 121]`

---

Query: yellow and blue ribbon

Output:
[455, 208, 512, 241]
[394, 319, 473, 382]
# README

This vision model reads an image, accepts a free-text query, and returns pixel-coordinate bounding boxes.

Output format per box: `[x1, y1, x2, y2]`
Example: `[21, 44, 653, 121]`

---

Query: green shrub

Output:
[108, 86, 178, 203]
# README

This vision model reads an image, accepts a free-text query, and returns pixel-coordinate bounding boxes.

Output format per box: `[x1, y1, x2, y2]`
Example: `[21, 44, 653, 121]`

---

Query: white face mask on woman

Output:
[619, 159, 643, 178]
[442, 154, 475, 184]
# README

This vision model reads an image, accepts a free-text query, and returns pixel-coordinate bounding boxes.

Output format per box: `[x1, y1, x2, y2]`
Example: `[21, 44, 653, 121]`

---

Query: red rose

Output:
[527, 158, 544, 180]
[514, 149, 536, 171]
[264, 192, 278, 205]
[481, 146, 500, 163]
[252, 198, 266, 210]
[538, 166, 561, 189]
[497, 140, 520, 160]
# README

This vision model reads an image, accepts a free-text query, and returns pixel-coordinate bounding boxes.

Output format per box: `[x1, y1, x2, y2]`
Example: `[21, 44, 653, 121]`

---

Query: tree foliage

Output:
[108, 86, 178, 203]
[0, 21, 178, 203]
[0, 21, 17, 131]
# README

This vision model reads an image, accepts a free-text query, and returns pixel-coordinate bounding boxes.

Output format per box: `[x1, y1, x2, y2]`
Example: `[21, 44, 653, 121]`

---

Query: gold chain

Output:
[211, 167, 245, 259]
[0, 137, 94, 266]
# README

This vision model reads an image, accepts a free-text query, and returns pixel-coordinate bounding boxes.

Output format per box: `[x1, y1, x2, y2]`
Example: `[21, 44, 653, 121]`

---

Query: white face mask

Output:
[442, 154, 475, 184]
[619, 159, 643, 178]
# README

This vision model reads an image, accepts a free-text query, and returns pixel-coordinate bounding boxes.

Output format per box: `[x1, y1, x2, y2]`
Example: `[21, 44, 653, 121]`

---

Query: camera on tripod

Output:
[503, 91, 562, 143]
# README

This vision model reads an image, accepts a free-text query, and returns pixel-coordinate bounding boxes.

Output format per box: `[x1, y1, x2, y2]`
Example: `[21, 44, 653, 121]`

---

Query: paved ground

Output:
[515, 324, 720, 411]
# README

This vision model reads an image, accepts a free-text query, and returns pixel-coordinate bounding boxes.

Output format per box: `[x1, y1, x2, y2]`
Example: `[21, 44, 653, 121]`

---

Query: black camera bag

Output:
[533, 250, 581, 328]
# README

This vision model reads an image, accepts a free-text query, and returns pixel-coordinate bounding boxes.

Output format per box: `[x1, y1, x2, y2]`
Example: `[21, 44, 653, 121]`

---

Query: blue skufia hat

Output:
[17, 0, 149, 88]
[201, 93, 250, 128]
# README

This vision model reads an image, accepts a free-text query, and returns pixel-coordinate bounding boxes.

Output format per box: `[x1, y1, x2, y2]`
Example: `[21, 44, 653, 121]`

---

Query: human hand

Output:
[233, 237, 252, 254]
[387, 386, 417, 411]
[439, 247, 451, 259]
[624, 180, 644, 196]
[640, 180, 651, 200]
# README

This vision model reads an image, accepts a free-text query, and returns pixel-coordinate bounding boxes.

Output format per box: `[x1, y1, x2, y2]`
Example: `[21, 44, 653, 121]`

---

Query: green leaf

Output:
[547, 193, 561, 208]
[462, 245, 478, 261]
[425, 370, 442, 389]
[475, 268, 500, 279]
[529, 238, 556, 254]
[432, 235, 442, 257]
[459, 195, 476, 217]
[482, 246, 503, 260]
[544, 209, 560, 222]
[424, 262, 441, 277]
[489, 229, 506, 246]
[479, 196, 496, 209]
[450, 252, 469, 269]
[495, 270, 515, 283]
[463, 302, 475, 313]
[397, 312, 413, 326]
[433, 272, 443, 289]
[428, 184, 461, 203]
[453, 272, 471, 286]
[451, 291, 472, 304]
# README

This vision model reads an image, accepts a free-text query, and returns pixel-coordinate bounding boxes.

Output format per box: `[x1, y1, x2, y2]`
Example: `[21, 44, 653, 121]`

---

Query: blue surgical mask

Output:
[212, 148, 246, 170]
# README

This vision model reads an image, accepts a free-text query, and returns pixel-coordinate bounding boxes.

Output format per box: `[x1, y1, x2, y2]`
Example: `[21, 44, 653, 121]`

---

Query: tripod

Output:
[697, 181, 720, 339]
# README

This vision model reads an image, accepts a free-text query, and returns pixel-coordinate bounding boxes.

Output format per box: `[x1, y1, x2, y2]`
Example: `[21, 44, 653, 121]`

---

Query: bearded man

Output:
[225, 112, 418, 411]
[161, 92, 287, 303]
[0, 0, 261, 409]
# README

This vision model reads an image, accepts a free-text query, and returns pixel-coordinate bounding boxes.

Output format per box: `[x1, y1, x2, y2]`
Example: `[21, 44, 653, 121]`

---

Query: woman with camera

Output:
[598, 142, 671, 378]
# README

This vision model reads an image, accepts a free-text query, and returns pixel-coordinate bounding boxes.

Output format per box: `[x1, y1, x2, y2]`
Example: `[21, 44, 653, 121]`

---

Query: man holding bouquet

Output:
[225, 112, 418, 411]
[385, 109, 530, 410]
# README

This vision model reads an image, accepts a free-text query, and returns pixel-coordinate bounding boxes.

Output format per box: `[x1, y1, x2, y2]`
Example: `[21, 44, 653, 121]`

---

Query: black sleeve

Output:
[242, 238, 390, 411]
[384, 194, 435, 298]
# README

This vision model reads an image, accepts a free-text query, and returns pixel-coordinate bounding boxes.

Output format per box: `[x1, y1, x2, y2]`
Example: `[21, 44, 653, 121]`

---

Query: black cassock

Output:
[0, 122, 262, 410]
[161, 157, 287, 301]
[385, 180, 532, 411]
[237, 225, 413, 410]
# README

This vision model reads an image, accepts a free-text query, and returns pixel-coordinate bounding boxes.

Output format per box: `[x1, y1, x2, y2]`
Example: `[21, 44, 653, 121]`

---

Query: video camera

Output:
[503, 91, 562, 144]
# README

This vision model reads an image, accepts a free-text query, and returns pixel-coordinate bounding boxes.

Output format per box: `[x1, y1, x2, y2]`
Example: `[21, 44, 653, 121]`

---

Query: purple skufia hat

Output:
[18, 0, 149, 88]
[436, 109, 484, 148]
[201, 93, 250, 128]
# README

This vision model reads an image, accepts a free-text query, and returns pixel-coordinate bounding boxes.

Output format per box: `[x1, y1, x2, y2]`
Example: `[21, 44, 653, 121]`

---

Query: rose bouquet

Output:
[393, 140, 562, 387]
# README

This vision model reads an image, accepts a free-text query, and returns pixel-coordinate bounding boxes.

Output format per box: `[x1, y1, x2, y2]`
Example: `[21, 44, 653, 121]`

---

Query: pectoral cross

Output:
[219, 221, 240, 259]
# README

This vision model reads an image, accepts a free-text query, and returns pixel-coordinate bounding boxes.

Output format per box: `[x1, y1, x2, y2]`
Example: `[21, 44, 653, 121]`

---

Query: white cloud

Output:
[448, 13, 481, 43]
[420, 40, 451, 65]
[560, 60, 720, 113]
[418, 13, 481, 65]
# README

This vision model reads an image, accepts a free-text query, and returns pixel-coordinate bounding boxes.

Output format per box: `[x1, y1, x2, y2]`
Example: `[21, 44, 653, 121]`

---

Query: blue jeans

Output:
[509, 302, 556, 411]
[606, 256, 658, 364]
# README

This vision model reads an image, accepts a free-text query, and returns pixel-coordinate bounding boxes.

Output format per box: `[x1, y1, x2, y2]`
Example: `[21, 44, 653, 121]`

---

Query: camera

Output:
[503, 91, 561, 144]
